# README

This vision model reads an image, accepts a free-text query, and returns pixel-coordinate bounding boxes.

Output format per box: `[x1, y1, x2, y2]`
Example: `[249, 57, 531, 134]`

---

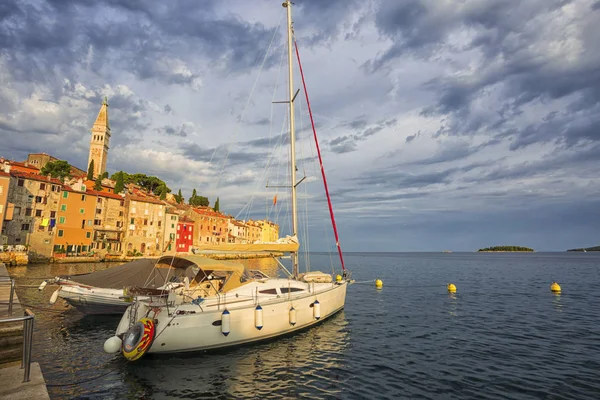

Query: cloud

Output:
[1, 0, 599, 251]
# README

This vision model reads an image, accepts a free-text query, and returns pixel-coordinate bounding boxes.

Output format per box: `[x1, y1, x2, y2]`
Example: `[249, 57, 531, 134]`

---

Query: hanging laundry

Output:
[40, 218, 49, 227]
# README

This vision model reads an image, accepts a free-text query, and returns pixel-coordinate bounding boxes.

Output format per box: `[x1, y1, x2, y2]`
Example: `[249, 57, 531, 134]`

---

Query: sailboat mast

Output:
[284, 0, 299, 277]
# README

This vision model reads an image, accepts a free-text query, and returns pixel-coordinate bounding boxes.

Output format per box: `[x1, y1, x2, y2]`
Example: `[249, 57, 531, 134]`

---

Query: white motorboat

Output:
[43, 258, 195, 315]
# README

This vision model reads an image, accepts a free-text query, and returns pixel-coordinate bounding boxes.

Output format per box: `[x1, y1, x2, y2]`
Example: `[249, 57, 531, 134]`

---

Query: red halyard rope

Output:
[294, 40, 346, 272]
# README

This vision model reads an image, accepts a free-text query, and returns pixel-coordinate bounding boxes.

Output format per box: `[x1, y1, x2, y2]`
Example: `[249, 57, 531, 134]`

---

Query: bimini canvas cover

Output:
[64, 258, 195, 289]
[156, 255, 249, 293]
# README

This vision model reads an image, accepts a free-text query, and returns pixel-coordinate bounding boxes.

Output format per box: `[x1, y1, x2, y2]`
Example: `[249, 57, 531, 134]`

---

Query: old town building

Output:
[124, 192, 165, 256]
[92, 190, 125, 254]
[187, 207, 229, 247]
[176, 217, 194, 253]
[163, 208, 179, 253]
[256, 220, 279, 242]
[228, 219, 249, 243]
[3, 171, 62, 258]
[53, 186, 97, 255]
[245, 220, 262, 243]
[0, 171, 10, 244]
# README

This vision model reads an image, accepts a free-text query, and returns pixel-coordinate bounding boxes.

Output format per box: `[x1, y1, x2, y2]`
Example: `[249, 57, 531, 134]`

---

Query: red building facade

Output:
[176, 217, 194, 252]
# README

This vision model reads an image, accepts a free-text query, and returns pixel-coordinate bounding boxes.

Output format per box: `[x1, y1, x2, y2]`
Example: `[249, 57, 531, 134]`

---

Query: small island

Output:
[478, 246, 534, 252]
[566, 245, 600, 252]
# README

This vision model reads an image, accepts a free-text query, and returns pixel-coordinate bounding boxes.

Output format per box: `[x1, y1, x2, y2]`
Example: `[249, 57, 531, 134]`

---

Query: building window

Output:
[59, 216, 65, 224]
[86, 232, 91, 238]
[130, 218, 134, 224]
[18, 179, 24, 187]
[60, 204, 67, 212]
[144, 219, 148, 225]
[25, 208, 32, 216]
[177, 225, 180, 231]
[40, 183, 46, 190]
[52, 185, 60, 192]
[119, 211, 123, 216]
[97, 198, 102, 204]
[58, 230, 64, 237]
[88, 220, 93, 226]
[21, 223, 30, 231]
[35, 196, 42, 203]
[35, 209, 42, 217]
[62, 191, 68, 198]
[81, 194, 86, 201]
[80, 208, 85, 214]
[158, 221, 161, 227]
[94, 219, 101, 226]
[96, 208, 101, 214]
[171, 224, 175, 228]
[50, 211, 56, 218]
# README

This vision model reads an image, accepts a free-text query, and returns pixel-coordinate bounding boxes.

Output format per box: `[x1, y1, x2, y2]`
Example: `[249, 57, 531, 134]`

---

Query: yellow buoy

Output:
[336, 275, 342, 283]
[375, 279, 383, 289]
[550, 282, 561, 293]
[447, 283, 457, 293]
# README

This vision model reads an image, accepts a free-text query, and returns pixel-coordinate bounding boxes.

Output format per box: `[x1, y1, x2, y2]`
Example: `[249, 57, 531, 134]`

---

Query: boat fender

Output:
[289, 307, 297, 326]
[38, 281, 47, 291]
[221, 309, 231, 336]
[49, 288, 60, 305]
[255, 305, 263, 330]
[103, 336, 122, 354]
[313, 300, 321, 320]
[122, 318, 156, 361]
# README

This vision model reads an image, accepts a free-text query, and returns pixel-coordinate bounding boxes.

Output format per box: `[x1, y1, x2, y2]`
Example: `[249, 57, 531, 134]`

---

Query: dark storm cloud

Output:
[180, 143, 260, 166]
[155, 125, 187, 138]
[0, 0, 278, 90]
[328, 118, 396, 154]
[240, 133, 289, 149]
[366, 0, 600, 159]
[356, 167, 456, 189]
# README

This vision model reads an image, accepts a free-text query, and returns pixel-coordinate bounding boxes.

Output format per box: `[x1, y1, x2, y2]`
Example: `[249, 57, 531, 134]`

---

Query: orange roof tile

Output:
[10, 171, 62, 184]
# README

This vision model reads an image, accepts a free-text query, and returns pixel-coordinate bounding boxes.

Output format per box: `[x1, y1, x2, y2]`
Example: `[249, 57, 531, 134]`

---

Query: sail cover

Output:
[63, 258, 195, 289]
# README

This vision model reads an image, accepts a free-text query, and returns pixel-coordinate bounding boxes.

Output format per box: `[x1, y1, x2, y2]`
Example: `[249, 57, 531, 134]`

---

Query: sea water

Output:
[10, 252, 600, 399]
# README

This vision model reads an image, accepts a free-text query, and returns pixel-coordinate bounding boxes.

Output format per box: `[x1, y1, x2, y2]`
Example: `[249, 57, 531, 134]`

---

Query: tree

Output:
[114, 172, 124, 194]
[175, 189, 183, 204]
[188, 189, 209, 207]
[41, 160, 72, 181]
[109, 171, 170, 196]
[87, 160, 95, 180]
[214, 197, 220, 212]
[94, 176, 103, 191]
[101, 171, 109, 179]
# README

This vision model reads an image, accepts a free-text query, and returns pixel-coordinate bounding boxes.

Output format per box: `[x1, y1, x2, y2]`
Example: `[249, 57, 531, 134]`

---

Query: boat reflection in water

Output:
[122, 311, 350, 399]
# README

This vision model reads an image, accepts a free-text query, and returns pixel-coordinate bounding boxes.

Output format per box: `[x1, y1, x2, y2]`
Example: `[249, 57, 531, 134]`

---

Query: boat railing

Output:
[0, 277, 35, 383]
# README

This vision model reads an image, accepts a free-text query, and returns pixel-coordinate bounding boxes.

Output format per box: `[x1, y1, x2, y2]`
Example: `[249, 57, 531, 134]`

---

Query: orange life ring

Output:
[122, 318, 155, 361]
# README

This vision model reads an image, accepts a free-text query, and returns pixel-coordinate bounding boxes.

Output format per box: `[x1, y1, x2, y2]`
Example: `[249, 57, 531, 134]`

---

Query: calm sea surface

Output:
[9, 252, 600, 399]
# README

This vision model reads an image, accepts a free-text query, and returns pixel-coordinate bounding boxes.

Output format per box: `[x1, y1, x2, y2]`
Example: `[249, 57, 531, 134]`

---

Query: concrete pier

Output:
[0, 263, 50, 399]
[0, 263, 22, 364]
[0, 362, 50, 400]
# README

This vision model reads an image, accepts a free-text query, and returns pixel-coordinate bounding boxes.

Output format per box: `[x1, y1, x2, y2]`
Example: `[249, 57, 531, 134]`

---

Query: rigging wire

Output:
[212, 9, 284, 192]
[235, 40, 287, 223]
[293, 38, 346, 272]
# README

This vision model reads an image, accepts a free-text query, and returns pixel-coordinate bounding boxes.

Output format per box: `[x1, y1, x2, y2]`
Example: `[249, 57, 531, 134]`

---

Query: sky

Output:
[1, 0, 599, 252]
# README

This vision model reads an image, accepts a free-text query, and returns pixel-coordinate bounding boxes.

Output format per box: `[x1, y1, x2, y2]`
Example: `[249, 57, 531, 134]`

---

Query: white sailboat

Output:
[103, 1, 350, 360]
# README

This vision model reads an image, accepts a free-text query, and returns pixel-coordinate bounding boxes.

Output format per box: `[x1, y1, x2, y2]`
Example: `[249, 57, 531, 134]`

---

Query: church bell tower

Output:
[87, 97, 111, 178]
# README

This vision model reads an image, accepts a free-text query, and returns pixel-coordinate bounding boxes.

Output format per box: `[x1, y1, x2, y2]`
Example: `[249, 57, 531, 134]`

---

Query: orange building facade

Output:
[53, 187, 97, 255]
